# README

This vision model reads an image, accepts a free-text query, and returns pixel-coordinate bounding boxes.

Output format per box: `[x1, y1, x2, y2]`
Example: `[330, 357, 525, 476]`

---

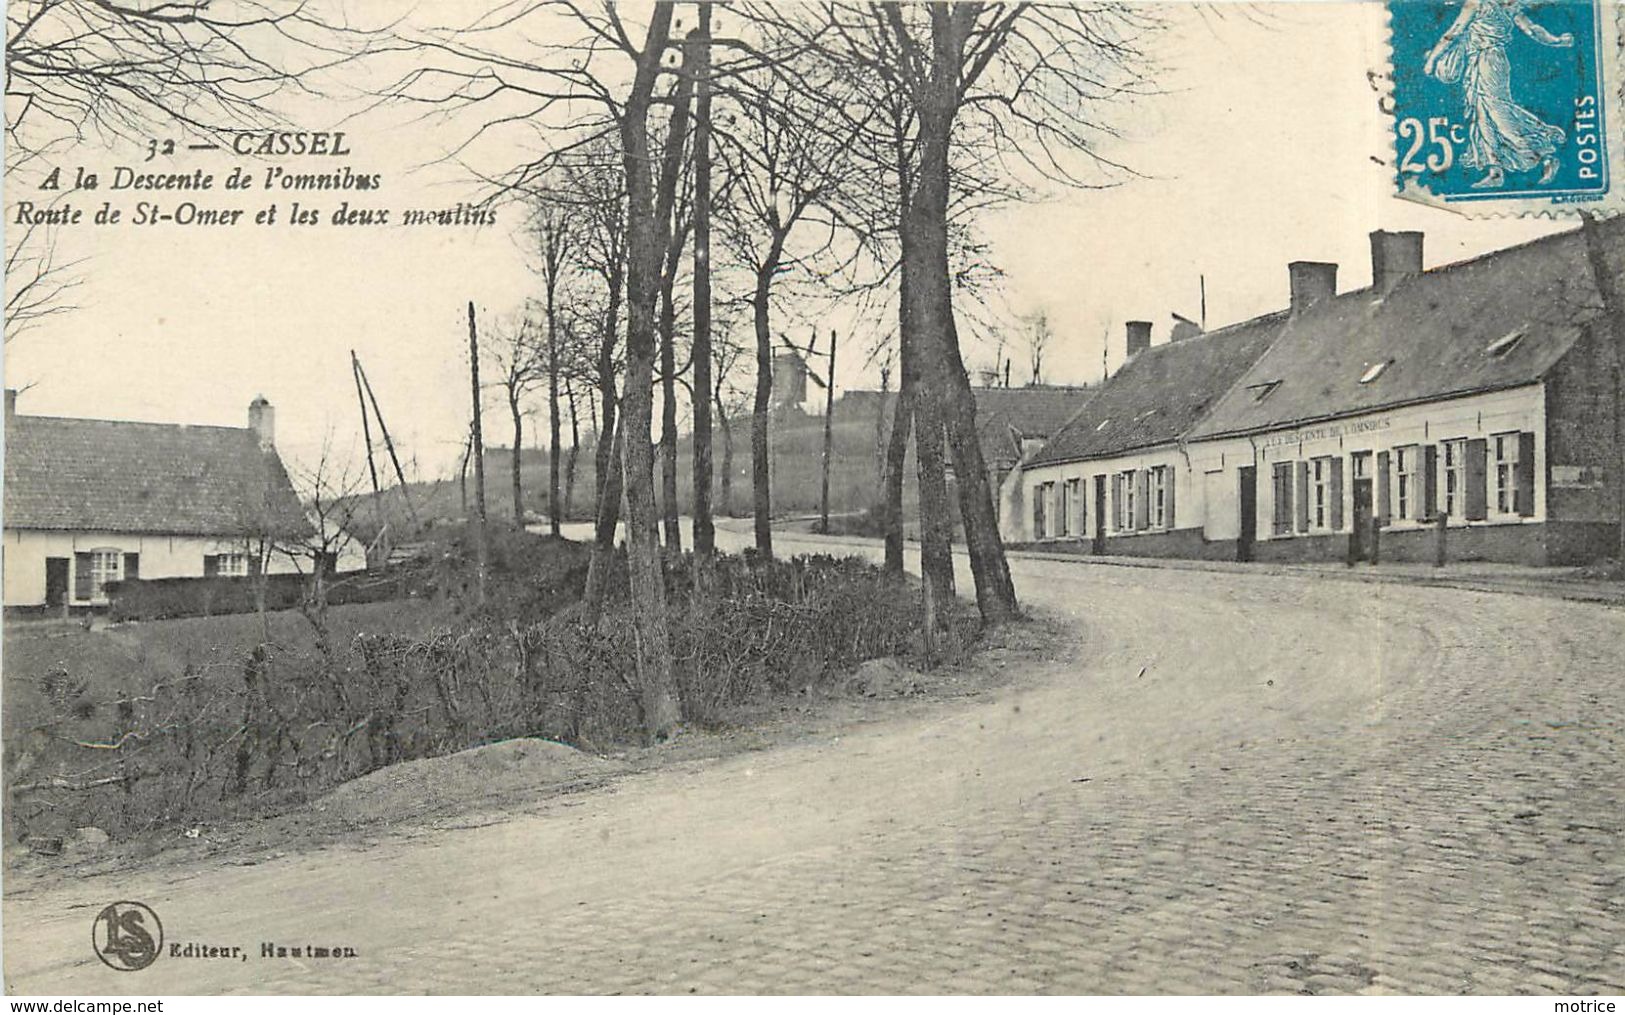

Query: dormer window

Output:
[1486, 330, 1523, 357]
[1358, 360, 1391, 384]
[1247, 380, 1281, 403]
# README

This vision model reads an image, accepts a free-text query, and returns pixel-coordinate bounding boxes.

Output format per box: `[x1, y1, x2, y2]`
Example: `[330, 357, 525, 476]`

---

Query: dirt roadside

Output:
[2, 604, 1067, 900]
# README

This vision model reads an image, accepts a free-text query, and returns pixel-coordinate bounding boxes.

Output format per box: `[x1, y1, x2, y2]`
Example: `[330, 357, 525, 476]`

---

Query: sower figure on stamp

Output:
[1425, 0, 1574, 189]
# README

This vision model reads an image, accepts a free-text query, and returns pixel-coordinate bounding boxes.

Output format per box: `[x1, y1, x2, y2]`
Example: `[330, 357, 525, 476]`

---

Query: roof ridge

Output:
[8, 414, 253, 435]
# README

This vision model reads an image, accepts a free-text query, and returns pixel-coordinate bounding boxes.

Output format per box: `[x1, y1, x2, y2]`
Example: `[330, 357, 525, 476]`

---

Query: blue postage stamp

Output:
[1390, 0, 1620, 211]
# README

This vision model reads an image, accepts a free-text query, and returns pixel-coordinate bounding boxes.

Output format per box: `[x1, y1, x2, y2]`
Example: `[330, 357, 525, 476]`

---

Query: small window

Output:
[1442, 438, 1467, 518]
[1492, 433, 1519, 514]
[216, 552, 249, 577]
[1094, 419, 1111, 432]
[1247, 381, 1281, 403]
[85, 549, 121, 601]
[1358, 360, 1390, 384]
[1486, 330, 1523, 357]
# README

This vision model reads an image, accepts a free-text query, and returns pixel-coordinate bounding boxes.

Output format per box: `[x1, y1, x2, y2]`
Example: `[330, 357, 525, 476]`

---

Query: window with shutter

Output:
[1329, 457, 1345, 530]
[1376, 450, 1391, 526]
[1295, 460, 1310, 533]
[1465, 438, 1489, 520]
[1271, 462, 1294, 535]
[74, 551, 93, 601]
[1421, 446, 1438, 520]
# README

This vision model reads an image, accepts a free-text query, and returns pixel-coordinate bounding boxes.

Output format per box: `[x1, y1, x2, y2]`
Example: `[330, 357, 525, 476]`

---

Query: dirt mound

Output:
[315, 738, 627, 827]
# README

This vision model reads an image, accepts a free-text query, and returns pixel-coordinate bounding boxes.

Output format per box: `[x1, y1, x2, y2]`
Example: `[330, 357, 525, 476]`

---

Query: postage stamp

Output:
[1390, 0, 1623, 213]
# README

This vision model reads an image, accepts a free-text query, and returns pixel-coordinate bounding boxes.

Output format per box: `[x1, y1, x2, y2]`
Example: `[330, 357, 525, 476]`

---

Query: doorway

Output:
[1351, 451, 1374, 562]
[45, 557, 69, 609]
[1237, 466, 1257, 562]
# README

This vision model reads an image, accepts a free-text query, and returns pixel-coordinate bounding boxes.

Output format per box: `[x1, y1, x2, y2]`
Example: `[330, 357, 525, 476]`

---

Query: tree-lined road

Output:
[6, 534, 1622, 994]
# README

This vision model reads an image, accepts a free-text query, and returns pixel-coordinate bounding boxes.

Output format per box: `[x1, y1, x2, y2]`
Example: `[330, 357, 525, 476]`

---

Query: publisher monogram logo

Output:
[91, 901, 163, 972]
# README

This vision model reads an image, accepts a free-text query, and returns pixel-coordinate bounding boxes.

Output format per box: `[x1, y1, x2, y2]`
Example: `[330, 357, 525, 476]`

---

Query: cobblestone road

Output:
[6, 534, 1622, 994]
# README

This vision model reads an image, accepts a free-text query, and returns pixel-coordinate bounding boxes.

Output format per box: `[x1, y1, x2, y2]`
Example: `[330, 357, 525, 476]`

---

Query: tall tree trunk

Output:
[688, 7, 716, 569]
[467, 302, 489, 607]
[659, 273, 682, 552]
[564, 378, 580, 522]
[820, 329, 837, 534]
[616, 2, 680, 740]
[906, 16, 1019, 624]
[548, 260, 562, 537]
[716, 378, 733, 521]
[751, 267, 776, 559]
[655, 51, 694, 556]
[584, 264, 624, 617]
[583, 420, 623, 619]
[882, 369, 914, 575]
[510, 388, 525, 527]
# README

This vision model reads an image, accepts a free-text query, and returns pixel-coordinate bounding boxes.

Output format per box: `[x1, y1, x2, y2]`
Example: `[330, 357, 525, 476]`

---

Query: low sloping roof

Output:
[1189, 220, 1625, 440]
[1028, 316, 1285, 467]
[4, 413, 309, 536]
[973, 385, 1094, 470]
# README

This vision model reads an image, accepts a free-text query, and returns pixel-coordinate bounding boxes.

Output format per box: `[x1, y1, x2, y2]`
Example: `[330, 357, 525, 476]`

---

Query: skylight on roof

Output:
[1358, 360, 1391, 384]
[1095, 419, 1111, 432]
[1486, 330, 1524, 357]
[1247, 380, 1281, 403]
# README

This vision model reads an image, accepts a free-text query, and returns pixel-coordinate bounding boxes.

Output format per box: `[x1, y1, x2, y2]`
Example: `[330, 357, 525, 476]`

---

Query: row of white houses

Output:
[1000, 223, 1622, 566]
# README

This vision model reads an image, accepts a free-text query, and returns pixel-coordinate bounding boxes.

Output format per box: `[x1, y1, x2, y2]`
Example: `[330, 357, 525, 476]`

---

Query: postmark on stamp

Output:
[1390, 0, 1621, 213]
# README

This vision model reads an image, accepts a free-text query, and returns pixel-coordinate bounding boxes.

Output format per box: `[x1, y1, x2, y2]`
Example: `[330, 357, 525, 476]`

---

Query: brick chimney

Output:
[1288, 261, 1338, 314]
[248, 395, 275, 449]
[1170, 313, 1203, 342]
[1369, 229, 1424, 293]
[1125, 320, 1153, 360]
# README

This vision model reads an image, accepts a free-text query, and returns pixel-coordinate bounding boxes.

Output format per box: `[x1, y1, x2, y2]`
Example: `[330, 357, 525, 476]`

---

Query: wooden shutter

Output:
[1295, 461, 1310, 533]
[1422, 445, 1439, 521]
[1376, 451, 1391, 526]
[1111, 474, 1122, 531]
[73, 552, 93, 601]
[249, 552, 263, 576]
[1134, 470, 1150, 530]
[122, 552, 139, 581]
[203, 554, 220, 578]
[1330, 458, 1344, 530]
[1164, 470, 1176, 529]
[1465, 438, 1489, 520]
[1516, 431, 1536, 517]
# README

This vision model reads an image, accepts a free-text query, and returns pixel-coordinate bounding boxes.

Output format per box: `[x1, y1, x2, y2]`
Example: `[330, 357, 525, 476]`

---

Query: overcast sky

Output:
[3, 2, 1562, 484]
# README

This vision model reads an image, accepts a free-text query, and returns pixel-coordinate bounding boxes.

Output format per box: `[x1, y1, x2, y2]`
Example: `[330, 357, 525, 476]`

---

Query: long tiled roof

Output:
[4, 413, 309, 536]
[1189, 220, 1625, 440]
[1027, 315, 1286, 466]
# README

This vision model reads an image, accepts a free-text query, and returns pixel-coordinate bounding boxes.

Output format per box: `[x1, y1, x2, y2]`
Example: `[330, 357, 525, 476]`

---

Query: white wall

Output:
[1191, 385, 1547, 545]
[3, 528, 367, 607]
[1002, 384, 1548, 549]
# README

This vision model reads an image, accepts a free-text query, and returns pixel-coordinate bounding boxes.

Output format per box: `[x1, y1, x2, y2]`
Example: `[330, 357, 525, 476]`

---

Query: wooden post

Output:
[351, 351, 385, 563]
[1434, 509, 1448, 568]
[689, 5, 716, 568]
[820, 328, 837, 534]
[467, 302, 489, 605]
[354, 356, 420, 529]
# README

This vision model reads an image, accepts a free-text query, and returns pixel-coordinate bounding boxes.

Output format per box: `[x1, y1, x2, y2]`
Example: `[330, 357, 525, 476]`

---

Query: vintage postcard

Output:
[3, 0, 1622, 1003]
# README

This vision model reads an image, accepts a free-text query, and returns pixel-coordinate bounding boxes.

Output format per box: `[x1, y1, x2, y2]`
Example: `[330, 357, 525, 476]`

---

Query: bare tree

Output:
[483, 310, 546, 527]
[755, 2, 1154, 625]
[1023, 309, 1054, 386]
[529, 199, 578, 536]
[4, 0, 381, 342]
[714, 55, 858, 559]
